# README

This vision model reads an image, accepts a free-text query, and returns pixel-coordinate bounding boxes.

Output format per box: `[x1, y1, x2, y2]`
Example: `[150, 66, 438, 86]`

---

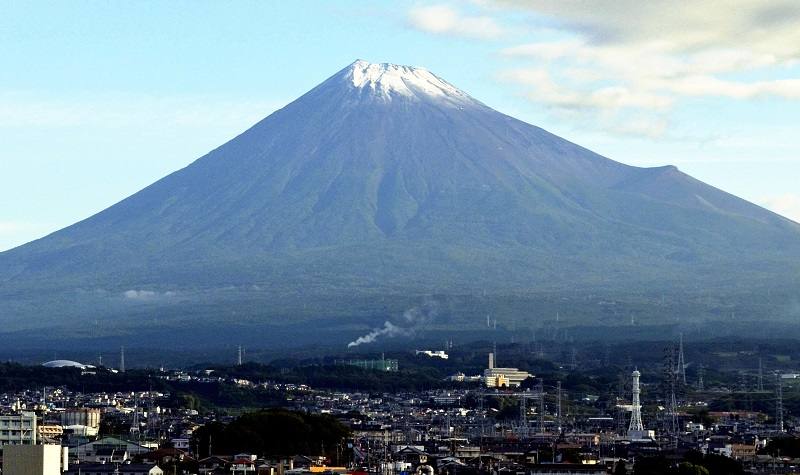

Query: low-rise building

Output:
[65, 463, 162, 475]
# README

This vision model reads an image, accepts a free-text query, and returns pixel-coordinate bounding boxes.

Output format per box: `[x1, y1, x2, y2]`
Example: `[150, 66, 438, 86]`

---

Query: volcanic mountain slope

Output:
[1, 60, 799, 342]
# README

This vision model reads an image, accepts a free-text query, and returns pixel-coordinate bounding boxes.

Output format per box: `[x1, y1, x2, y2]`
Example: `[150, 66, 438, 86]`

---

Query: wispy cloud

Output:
[761, 194, 800, 223]
[122, 289, 177, 301]
[408, 1, 800, 138]
[407, 4, 506, 40]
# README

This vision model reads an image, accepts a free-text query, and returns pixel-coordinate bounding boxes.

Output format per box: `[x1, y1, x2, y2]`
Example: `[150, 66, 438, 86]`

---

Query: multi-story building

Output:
[0, 412, 37, 446]
[37, 425, 64, 441]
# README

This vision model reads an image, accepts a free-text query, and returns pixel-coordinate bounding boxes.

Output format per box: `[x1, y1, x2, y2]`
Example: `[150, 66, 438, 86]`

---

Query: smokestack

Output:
[488, 352, 494, 369]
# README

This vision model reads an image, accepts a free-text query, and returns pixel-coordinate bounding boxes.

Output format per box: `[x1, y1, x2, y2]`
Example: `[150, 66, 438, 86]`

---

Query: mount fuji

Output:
[1, 60, 799, 348]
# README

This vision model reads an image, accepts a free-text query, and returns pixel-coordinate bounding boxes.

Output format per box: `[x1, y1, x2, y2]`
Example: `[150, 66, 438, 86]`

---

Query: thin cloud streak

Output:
[407, 4, 506, 40]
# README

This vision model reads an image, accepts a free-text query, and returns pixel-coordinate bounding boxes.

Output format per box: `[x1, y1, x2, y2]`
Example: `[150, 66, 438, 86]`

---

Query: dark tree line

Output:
[191, 409, 351, 460]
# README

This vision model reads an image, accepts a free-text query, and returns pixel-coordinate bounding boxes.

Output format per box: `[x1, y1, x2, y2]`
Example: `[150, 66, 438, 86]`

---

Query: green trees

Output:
[678, 462, 709, 475]
[191, 409, 350, 461]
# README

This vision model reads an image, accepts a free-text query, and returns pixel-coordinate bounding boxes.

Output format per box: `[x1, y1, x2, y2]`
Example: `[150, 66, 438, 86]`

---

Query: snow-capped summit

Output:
[340, 59, 473, 104]
[3, 58, 800, 350]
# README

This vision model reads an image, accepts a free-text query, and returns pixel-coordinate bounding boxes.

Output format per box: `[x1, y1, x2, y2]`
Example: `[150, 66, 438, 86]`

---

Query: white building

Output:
[415, 350, 448, 359]
[482, 353, 532, 388]
[2, 444, 66, 475]
[0, 412, 37, 446]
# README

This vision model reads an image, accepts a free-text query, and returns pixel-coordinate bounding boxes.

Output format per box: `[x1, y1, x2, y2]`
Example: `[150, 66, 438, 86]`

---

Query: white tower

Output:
[628, 370, 644, 436]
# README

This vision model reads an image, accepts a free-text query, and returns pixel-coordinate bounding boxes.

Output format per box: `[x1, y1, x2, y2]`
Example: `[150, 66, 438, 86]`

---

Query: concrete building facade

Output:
[2, 444, 65, 475]
[0, 412, 37, 446]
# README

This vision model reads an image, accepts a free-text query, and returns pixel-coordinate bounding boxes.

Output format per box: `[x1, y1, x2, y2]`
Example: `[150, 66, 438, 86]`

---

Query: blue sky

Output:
[2, 1, 799, 251]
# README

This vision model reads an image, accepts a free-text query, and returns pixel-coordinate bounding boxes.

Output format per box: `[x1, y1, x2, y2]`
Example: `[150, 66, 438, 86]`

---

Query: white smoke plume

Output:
[347, 301, 440, 348]
[347, 321, 408, 348]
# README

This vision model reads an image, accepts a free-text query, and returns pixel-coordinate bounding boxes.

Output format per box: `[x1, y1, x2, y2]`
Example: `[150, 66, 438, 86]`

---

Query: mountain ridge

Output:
[1, 60, 798, 345]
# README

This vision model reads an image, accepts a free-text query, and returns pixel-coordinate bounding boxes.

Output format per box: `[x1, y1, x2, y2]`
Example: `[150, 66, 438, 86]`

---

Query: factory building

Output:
[60, 408, 101, 436]
[482, 353, 532, 388]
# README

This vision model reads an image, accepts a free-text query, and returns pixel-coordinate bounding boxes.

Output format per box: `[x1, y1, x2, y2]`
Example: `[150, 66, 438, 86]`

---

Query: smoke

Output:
[347, 321, 407, 348]
[347, 301, 440, 348]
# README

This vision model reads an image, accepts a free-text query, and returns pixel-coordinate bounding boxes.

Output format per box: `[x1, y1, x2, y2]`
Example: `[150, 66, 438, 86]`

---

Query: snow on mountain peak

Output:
[344, 60, 472, 104]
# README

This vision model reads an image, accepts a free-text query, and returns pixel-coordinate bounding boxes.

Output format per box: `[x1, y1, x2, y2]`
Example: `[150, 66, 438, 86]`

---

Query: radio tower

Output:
[758, 358, 764, 391]
[697, 365, 704, 391]
[237, 345, 243, 366]
[664, 346, 678, 444]
[628, 370, 644, 435]
[538, 379, 545, 433]
[676, 333, 686, 385]
[776, 372, 784, 432]
[556, 381, 562, 434]
[120, 346, 126, 373]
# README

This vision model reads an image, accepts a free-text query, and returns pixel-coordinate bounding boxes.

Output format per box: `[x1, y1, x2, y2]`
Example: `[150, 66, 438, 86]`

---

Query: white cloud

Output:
[407, 4, 505, 39]
[496, 1, 800, 59]
[438, 1, 800, 137]
[123, 289, 177, 301]
[761, 194, 800, 223]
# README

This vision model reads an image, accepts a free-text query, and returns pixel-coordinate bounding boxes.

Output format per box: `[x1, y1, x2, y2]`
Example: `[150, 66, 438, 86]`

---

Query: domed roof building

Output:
[42, 360, 94, 370]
